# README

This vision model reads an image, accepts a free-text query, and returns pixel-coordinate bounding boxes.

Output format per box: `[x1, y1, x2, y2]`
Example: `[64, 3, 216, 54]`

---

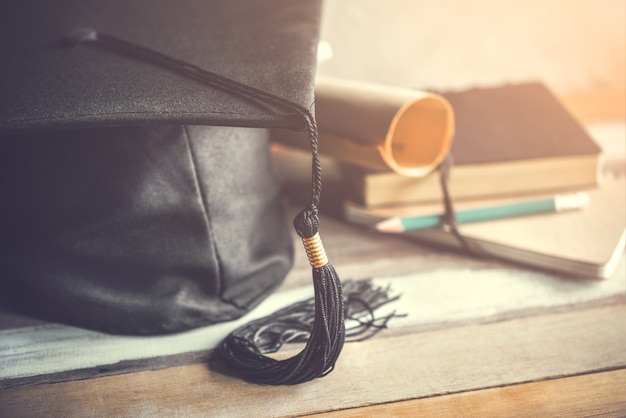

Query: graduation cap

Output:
[0, 1, 399, 385]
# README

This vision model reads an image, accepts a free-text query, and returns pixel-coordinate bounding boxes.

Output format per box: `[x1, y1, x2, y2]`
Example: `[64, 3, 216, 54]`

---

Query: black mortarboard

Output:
[0, 0, 323, 134]
[0, 0, 355, 385]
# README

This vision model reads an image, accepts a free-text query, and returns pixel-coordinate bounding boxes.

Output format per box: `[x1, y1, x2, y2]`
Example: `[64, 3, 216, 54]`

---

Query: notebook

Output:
[344, 175, 625, 279]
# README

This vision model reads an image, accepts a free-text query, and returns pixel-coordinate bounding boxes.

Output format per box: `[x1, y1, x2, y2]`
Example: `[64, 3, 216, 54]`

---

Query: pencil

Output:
[375, 192, 590, 233]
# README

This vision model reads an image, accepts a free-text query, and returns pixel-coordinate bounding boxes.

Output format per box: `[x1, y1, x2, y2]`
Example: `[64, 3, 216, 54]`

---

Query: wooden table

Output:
[1, 95, 624, 417]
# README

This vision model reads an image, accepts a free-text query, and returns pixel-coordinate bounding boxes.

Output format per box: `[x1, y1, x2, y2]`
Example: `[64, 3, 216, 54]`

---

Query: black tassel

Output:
[215, 106, 350, 384]
[219, 134, 402, 384]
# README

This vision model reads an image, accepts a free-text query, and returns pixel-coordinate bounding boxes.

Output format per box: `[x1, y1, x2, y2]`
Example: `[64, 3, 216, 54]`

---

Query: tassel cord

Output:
[64, 30, 298, 124]
[64, 29, 324, 221]
[61, 32, 329, 221]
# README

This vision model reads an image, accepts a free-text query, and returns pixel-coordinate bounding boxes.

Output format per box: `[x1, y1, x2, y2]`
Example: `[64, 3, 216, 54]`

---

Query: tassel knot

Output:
[293, 206, 320, 238]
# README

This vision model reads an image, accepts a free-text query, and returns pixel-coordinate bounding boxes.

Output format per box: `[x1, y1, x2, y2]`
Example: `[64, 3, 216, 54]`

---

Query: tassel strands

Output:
[219, 262, 345, 385]
[220, 279, 402, 363]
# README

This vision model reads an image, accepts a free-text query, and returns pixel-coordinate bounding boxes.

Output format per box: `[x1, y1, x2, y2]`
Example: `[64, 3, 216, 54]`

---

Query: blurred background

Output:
[318, 0, 625, 95]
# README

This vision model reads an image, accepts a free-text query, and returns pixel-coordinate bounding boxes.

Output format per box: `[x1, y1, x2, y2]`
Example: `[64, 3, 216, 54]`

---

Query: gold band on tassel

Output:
[302, 232, 328, 269]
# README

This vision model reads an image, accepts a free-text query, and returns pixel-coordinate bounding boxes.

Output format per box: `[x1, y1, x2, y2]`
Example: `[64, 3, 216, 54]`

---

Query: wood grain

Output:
[315, 369, 626, 418]
[1, 304, 624, 418]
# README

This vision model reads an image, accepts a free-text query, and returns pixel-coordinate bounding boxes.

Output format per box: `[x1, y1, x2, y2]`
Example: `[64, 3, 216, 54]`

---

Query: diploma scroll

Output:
[274, 76, 455, 178]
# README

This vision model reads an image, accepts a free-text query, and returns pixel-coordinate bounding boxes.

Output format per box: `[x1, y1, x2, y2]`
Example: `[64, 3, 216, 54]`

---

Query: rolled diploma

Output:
[275, 76, 455, 178]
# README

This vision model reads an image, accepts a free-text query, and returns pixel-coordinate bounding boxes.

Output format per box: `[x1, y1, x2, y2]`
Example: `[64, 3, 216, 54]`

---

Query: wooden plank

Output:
[316, 369, 626, 418]
[2, 256, 623, 386]
[1, 304, 624, 418]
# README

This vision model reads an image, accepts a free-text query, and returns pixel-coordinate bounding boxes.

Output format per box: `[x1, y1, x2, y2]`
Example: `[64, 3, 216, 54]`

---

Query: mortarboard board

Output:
[0, 0, 366, 385]
[0, 0, 320, 135]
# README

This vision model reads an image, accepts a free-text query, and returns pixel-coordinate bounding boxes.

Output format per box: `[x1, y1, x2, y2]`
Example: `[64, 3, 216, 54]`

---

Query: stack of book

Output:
[272, 80, 625, 279]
